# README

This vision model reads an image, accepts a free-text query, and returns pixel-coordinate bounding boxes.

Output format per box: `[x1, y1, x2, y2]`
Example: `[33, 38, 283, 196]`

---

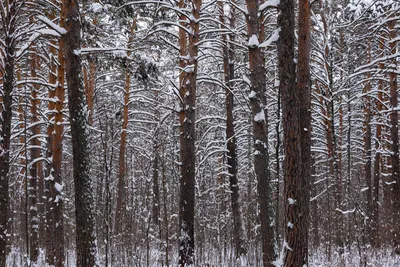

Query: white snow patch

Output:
[248, 90, 256, 98]
[55, 182, 63, 192]
[336, 207, 356, 215]
[259, 28, 281, 48]
[243, 75, 251, 85]
[254, 111, 265, 122]
[248, 34, 259, 48]
[259, 0, 280, 12]
[288, 198, 296, 205]
[360, 187, 369, 192]
[89, 3, 103, 12]
[37, 15, 67, 35]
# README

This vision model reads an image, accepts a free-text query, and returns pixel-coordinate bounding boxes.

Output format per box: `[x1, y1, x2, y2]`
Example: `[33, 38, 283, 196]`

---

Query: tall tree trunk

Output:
[62, 0, 98, 265]
[275, 86, 282, 247]
[152, 144, 160, 225]
[86, 59, 96, 126]
[245, 0, 275, 265]
[371, 39, 385, 249]
[0, 1, 17, 265]
[346, 89, 353, 248]
[321, 3, 343, 249]
[363, 45, 372, 244]
[161, 143, 170, 267]
[51, 11, 67, 265]
[28, 48, 40, 264]
[45, 2, 66, 264]
[152, 90, 161, 227]
[45, 37, 57, 265]
[388, 19, 400, 254]
[115, 19, 136, 237]
[278, 0, 311, 265]
[218, 1, 247, 258]
[178, 0, 201, 264]
[16, 67, 28, 257]
[297, 0, 311, 263]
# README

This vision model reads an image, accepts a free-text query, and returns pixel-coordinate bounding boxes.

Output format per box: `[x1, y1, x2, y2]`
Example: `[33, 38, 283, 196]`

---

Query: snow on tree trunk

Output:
[0, 1, 16, 266]
[388, 18, 400, 255]
[278, 0, 312, 265]
[218, 0, 247, 258]
[297, 0, 312, 263]
[28, 46, 40, 265]
[115, 20, 136, 239]
[245, 0, 275, 265]
[62, 0, 98, 265]
[178, 0, 201, 265]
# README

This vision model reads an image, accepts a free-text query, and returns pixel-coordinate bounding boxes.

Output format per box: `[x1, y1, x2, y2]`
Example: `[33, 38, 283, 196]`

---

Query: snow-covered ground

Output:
[7, 246, 400, 266]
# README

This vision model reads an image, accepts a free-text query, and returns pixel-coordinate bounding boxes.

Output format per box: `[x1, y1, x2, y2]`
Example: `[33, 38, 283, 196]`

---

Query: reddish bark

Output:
[115, 18, 136, 237]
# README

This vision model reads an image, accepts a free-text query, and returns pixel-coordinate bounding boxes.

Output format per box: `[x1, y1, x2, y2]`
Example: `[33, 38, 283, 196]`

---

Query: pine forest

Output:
[0, 0, 399, 266]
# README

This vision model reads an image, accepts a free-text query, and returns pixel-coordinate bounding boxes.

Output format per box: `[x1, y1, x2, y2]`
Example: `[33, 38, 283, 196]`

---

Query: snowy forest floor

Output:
[6, 246, 400, 266]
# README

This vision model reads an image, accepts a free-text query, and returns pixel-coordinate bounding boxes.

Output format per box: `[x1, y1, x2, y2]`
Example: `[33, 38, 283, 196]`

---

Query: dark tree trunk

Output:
[278, 0, 310, 265]
[62, 0, 98, 265]
[51, 18, 66, 265]
[371, 40, 384, 248]
[177, 0, 201, 265]
[363, 69, 372, 245]
[219, 1, 247, 258]
[152, 143, 160, 225]
[0, 1, 16, 265]
[28, 50, 40, 264]
[45, 39, 57, 265]
[297, 0, 311, 263]
[245, 0, 275, 265]
[388, 20, 400, 254]
[45, 3, 66, 264]
[115, 21, 136, 237]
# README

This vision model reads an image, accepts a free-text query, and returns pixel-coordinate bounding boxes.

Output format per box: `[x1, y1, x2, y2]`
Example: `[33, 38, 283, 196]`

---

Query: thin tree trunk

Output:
[16, 67, 27, 257]
[152, 89, 161, 229]
[161, 143, 170, 267]
[275, 87, 281, 248]
[371, 39, 384, 249]
[45, 36, 57, 265]
[152, 141, 160, 225]
[218, 1, 247, 258]
[115, 19, 136, 237]
[346, 89, 352, 249]
[87, 59, 96, 126]
[51, 13, 66, 265]
[28, 48, 40, 264]
[363, 44, 372, 244]
[62, 0, 98, 265]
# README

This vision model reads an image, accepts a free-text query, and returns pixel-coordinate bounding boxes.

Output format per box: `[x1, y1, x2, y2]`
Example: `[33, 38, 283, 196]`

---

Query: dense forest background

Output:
[0, 0, 399, 266]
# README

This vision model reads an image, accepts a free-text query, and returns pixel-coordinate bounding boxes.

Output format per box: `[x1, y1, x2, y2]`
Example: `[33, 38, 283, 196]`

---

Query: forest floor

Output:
[6, 247, 400, 266]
